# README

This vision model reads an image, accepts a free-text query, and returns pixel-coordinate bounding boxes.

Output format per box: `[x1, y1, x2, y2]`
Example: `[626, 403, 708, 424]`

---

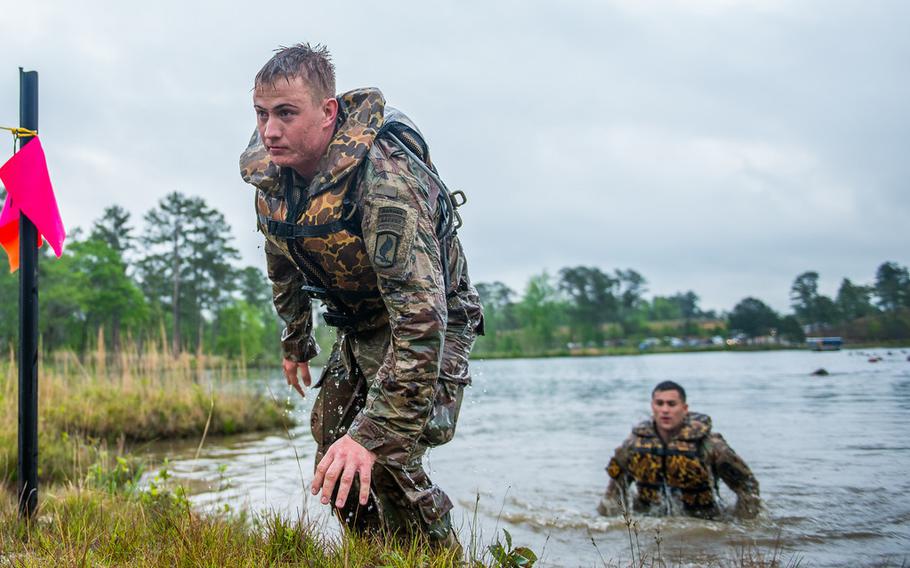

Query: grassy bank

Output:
[0, 481, 799, 567]
[0, 342, 293, 485]
[0, 483, 463, 567]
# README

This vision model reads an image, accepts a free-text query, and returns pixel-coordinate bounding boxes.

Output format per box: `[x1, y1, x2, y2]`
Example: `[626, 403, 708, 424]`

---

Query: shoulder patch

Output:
[374, 206, 406, 268]
[368, 199, 417, 272]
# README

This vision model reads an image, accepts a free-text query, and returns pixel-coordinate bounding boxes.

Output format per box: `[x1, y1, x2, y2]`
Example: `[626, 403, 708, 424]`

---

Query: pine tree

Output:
[137, 192, 239, 355]
[89, 205, 134, 259]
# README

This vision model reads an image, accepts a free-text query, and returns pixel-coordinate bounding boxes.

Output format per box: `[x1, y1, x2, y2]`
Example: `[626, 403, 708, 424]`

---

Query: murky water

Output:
[148, 348, 910, 567]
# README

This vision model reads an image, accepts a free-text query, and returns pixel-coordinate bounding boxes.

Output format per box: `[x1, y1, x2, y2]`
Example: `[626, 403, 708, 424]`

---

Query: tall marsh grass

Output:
[0, 337, 292, 484]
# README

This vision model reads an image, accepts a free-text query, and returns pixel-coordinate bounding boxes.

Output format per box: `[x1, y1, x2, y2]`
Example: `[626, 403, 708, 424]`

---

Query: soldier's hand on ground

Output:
[312, 434, 376, 508]
[282, 358, 311, 398]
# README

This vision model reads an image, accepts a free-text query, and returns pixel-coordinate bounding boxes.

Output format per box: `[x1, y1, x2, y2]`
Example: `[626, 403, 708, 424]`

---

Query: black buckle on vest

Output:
[301, 285, 330, 300]
[276, 221, 298, 239]
[322, 310, 354, 329]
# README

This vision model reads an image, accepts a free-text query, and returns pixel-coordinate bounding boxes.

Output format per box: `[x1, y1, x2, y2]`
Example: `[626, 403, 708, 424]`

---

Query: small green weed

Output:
[487, 528, 537, 567]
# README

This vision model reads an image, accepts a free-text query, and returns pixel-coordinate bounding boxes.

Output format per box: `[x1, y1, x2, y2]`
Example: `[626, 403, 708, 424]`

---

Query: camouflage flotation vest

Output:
[240, 89, 462, 331]
[611, 413, 718, 514]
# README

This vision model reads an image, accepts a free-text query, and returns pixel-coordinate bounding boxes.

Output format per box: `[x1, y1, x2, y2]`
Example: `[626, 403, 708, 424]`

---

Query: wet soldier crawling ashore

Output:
[240, 44, 482, 546]
[598, 381, 761, 519]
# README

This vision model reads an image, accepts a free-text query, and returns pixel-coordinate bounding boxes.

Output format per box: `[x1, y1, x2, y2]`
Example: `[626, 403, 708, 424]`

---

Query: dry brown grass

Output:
[0, 339, 292, 485]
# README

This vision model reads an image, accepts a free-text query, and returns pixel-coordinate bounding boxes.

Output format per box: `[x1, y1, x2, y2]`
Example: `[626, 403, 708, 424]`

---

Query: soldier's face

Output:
[253, 76, 337, 178]
[651, 389, 688, 437]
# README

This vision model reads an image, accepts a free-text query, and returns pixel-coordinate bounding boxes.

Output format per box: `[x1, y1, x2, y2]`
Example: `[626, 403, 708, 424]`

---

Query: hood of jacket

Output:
[239, 87, 386, 196]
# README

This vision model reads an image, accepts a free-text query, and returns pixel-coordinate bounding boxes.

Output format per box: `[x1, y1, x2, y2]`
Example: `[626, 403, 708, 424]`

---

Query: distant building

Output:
[806, 337, 843, 351]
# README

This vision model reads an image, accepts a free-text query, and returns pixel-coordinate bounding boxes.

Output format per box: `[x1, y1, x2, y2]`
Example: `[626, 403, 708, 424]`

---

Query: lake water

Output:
[149, 348, 910, 567]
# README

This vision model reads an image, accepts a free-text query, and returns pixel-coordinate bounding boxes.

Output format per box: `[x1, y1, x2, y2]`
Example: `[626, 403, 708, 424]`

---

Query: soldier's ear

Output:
[322, 97, 339, 127]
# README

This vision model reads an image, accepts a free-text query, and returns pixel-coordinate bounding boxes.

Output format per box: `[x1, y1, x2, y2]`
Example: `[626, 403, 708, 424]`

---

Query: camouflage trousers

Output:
[310, 324, 474, 546]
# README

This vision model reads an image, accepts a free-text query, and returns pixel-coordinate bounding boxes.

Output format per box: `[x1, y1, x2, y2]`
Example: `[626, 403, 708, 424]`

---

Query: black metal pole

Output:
[18, 67, 39, 519]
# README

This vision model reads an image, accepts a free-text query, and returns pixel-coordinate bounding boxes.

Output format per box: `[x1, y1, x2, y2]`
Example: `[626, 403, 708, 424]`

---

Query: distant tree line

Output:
[0, 192, 281, 362]
[474, 267, 720, 355]
[475, 262, 910, 355]
[729, 263, 910, 342]
[2, 189, 907, 361]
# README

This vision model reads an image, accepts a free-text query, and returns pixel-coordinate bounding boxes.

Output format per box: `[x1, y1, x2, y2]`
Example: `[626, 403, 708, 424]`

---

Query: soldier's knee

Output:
[367, 461, 455, 542]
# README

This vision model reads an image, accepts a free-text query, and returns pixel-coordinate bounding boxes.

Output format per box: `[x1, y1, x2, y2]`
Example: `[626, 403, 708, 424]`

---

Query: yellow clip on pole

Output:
[0, 126, 38, 138]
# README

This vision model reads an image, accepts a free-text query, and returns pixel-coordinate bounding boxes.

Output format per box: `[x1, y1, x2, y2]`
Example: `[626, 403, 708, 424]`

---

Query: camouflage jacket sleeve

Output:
[346, 142, 447, 465]
[598, 435, 635, 515]
[705, 432, 761, 517]
[264, 238, 319, 363]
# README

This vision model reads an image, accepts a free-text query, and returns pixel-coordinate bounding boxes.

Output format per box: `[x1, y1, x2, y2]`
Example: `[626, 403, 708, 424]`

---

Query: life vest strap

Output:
[259, 215, 359, 239]
[322, 308, 382, 331]
[301, 284, 378, 301]
[636, 481, 713, 493]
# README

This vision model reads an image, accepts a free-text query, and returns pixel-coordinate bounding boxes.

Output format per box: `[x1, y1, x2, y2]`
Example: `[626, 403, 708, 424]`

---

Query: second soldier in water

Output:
[598, 381, 761, 519]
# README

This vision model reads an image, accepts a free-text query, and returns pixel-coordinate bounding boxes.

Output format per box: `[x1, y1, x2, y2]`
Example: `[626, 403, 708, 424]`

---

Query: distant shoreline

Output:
[267, 340, 910, 368]
[472, 341, 910, 361]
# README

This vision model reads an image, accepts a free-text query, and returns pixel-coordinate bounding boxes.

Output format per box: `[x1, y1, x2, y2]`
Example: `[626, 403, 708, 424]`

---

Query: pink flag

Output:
[0, 136, 65, 271]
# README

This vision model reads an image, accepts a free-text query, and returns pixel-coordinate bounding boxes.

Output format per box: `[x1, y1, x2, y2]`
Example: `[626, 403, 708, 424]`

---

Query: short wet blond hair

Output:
[255, 43, 336, 101]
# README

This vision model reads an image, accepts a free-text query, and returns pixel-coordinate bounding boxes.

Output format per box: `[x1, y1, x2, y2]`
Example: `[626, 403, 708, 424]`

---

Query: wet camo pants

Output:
[310, 324, 474, 545]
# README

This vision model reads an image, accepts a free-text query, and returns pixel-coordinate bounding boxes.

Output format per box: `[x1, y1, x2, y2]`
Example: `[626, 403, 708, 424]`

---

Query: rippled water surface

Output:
[149, 348, 910, 567]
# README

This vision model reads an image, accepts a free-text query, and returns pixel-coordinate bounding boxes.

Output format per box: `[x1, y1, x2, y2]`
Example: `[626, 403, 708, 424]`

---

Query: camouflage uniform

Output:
[240, 88, 482, 544]
[597, 413, 760, 519]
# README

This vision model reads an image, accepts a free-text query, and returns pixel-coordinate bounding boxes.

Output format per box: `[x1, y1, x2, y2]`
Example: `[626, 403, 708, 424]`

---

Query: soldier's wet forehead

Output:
[254, 76, 321, 106]
[652, 390, 683, 402]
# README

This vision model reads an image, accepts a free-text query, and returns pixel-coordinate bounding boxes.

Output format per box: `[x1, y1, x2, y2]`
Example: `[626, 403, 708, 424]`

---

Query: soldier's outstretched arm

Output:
[265, 239, 319, 396]
[313, 144, 448, 507]
[598, 439, 633, 516]
[707, 432, 761, 518]
[345, 147, 447, 465]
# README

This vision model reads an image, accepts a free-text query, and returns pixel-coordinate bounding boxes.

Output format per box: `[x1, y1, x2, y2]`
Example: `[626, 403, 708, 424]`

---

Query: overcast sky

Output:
[2, 0, 908, 312]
